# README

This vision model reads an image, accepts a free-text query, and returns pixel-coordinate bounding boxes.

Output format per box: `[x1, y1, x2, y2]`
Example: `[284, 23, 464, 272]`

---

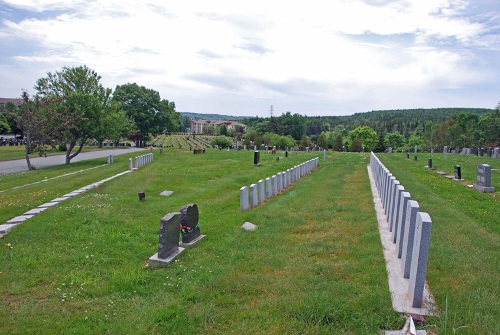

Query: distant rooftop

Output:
[0, 98, 24, 106]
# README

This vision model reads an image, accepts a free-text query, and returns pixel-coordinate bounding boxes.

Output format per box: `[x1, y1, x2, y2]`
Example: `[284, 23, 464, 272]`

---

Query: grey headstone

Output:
[157, 212, 181, 259]
[180, 204, 200, 244]
[396, 192, 411, 258]
[250, 184, 258, 208]
[409, 212, 432, 308]
[473, 164, 495, 193]
[390, 185, 405, 237]
[240, 186, 249, 211]
[272, 175, 278, 196]
[401, 200, 419, 278]
[265, 177, 272, 198]
[258, 180, 265, 203]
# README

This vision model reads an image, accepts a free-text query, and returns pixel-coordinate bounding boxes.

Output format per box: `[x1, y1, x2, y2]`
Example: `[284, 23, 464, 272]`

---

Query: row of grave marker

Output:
[128, 153, 154, 170]
[443, 145, 499, 158]
[240, 157, 319, 211]
[370, 152, 431, 308]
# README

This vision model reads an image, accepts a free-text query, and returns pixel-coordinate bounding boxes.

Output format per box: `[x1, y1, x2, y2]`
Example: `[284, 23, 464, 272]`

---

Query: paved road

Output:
[0, 147, 147, 175]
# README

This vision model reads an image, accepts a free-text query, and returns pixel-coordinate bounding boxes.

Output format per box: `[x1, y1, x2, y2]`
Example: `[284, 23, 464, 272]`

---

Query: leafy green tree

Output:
[316, 132, 328, 149]
[0, 119, 10, 133]
[333, 134, 343, 151]
[384, 131, 405, 149]
[408, 134, 424, 150]
[350, 138, 362, 152]
[203, 125, 215, 135]
[270, 134, 296, 149]
[348, 126, 378, 151]
[218, 124, 227, 136]
[34, 65, 113, 164]
[0, 102, 22, 136]
[179, 115, 191, 132]
[210, 135, 232, 149]
[478, 108, 500, 146]
[113, 83, 179, 144]
[300, 134, 310, 148]
[95, 101, 136, 146]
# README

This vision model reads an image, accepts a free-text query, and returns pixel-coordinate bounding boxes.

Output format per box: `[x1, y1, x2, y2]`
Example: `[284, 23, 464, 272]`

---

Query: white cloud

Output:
[0, 0, 498, 115]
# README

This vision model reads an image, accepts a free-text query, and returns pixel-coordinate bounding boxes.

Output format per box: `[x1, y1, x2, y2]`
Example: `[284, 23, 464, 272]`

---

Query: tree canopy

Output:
[34, 65, 116, 163]
[112, 83, 179, 143]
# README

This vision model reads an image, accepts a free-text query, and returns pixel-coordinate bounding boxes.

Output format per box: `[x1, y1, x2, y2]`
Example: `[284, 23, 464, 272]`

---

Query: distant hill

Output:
[303, 107, 493, 135]
[180, 112, 252, 121]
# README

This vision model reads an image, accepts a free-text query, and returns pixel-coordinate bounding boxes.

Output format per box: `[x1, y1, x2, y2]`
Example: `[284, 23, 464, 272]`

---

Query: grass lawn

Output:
[0, 148, 498, 334]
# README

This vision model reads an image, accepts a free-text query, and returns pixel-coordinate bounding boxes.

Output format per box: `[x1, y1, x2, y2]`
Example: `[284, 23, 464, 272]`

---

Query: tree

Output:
[300, 134, 310, 148]
[350, 138, 362, 152]
[408, 134, 424, 150]
[478, 108, 500, 146]
[333, 134, 343, 151]
[348, 126, 378, 151]
[179, 115, 192, 132]
[95, 101, 136, 146]
[384, 131, 405, 150]
[218, 124, 228, 136]
[270, 134, 296, 149]
[113, 83, 179, 144]
[316, 132, 328, 149]
[203, 125, 215, 135]
[34, 65, 113, 164]
[18, 91, 71, 170]
[0, 119, 10, 133]
[210, 136, 232, 149]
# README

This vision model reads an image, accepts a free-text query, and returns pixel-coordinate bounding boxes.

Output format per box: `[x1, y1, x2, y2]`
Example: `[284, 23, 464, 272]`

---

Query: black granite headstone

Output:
[454, 165, 461, 180]
[180, 204, 200, 244]
[253, 151, 260, 166]
[428, 158, 432, 169]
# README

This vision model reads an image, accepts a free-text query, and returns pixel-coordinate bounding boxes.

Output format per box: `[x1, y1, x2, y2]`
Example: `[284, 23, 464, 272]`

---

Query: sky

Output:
[0, 0, 499, 117]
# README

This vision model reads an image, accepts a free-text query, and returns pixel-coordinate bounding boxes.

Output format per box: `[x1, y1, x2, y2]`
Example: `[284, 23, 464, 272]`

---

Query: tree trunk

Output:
[24, 143, 34, 171]
[24, 131, 34, 171]
[65, 141, 84, 164]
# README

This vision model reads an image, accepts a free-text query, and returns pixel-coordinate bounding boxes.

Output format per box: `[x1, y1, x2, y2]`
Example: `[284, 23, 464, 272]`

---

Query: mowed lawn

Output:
[1, 149, 498, 334]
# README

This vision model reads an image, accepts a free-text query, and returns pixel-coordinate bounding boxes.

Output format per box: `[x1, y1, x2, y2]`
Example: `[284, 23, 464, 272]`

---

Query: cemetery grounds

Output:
[0, 143, 498, 334]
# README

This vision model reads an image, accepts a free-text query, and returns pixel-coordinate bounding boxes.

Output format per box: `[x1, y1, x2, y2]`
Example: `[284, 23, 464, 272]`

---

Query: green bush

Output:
[58, 144, 67, 152]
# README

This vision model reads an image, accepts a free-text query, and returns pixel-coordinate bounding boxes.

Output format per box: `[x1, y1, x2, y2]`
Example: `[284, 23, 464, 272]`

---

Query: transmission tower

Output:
[269, 105, 274, 117]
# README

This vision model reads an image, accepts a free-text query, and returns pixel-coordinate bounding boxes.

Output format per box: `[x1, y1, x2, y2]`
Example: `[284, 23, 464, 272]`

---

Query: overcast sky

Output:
[1, 0, 499, 117]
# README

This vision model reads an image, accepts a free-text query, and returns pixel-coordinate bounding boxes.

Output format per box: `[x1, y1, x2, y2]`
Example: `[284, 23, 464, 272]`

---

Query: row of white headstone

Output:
[370, 152, 432, 308]
[129, 153, 154, 170]
[240, 158, 319, 211]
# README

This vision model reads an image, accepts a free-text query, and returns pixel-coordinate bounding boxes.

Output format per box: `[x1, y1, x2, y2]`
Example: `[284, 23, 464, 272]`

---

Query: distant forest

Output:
[243, 108, 493, 137]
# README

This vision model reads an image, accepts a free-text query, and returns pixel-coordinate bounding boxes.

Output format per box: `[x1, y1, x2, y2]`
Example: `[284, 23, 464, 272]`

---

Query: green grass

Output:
[0, 149, 498, 334]
[377, 152, 499, 335]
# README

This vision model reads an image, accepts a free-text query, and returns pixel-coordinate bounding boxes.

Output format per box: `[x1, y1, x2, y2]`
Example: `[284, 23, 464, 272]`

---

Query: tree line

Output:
[239, 107, 500, 152]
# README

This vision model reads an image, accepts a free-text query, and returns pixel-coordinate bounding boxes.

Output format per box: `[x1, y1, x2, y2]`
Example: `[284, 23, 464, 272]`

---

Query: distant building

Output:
[191, 119, 247, 134]
[0, 98, 23, 109]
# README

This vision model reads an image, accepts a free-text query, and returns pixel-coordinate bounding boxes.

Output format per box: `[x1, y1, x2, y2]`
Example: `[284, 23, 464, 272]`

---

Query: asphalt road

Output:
[0, 147, 147, 175]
